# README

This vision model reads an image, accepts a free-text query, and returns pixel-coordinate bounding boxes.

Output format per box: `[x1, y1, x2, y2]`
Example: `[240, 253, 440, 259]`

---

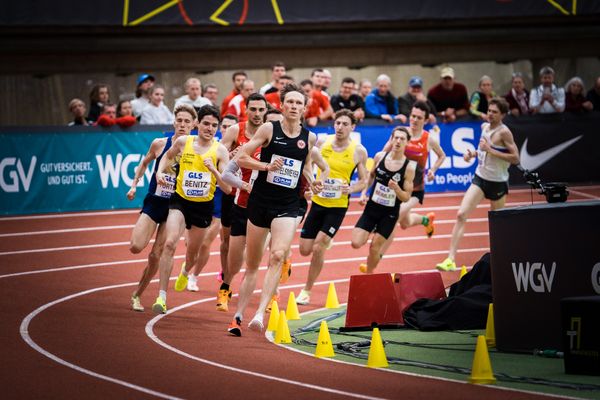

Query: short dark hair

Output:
[311, 68, 324, 77]
[412, 101, 430, 119]
[245, 92, 268, 107]
[102, 102, 116, 112]
[222, 113, 238, 122]
[272, 61, 286, 70]
[232, 71, 247, 81]
[300, 79, 313, 87]
[341, 77, 356, 86]
[334, 109, 357, 125]
[196, 105, 221, 123]
[280, 75, 294, 82]
[266, 107, 282, 117]
[392, 126, 411, 141]
[489, 97, 509, 114]
[280, 83, 308, 105]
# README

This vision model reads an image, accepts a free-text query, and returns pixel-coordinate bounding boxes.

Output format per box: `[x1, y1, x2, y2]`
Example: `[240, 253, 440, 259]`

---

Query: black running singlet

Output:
[367, 153, 409, 212]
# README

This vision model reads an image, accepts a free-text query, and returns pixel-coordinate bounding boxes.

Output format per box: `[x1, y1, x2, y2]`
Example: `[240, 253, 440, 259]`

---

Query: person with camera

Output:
[436, 97, 519, 272]
[529, 66, 565, 114]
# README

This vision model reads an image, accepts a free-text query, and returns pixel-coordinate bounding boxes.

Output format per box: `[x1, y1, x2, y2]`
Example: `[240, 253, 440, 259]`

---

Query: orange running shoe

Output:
[425, 212, 435, 238]
[359, 263, 368, 273]
[266, 293, 279, 313]
[216, 289, 232, 312]
[280, 258, 292, 284]
[227, 317, 242, 337]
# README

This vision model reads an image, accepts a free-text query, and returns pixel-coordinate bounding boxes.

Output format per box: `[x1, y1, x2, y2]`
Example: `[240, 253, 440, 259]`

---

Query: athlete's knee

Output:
[147, 250, 161, 266]
[299, 243, 312, 257]
[163, 238, 179, 254]
[456, 210, 469, 223]
[129, 241, 144, 254]
[269, 249, 286, 267]
[399, 220, 410, 230]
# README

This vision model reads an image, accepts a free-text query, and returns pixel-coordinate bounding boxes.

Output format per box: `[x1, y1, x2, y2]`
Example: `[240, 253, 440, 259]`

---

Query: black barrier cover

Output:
[506, 113, 600, 185]
[2, 0, 599, 26]
[489, 201, 600, 353]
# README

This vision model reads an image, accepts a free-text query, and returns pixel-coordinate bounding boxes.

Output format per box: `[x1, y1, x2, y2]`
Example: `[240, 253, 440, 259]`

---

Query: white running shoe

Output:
[187, 276, 199, 292]
[296, 289, 311, 305]
[131, 294, 144, 312]
[248, 315, 264, 332]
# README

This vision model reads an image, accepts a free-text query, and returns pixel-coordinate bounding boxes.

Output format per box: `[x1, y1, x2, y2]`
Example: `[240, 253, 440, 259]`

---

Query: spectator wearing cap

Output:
[140, 85, 174, 125]
[131, 73, 155, 118]
[469, 75, 496, 121]
[67, 98, 92, 126]
[398, 76, 437, 124]
[586, 76, 600, 111]
[87, 83, 111, 123]
[529, 66, 565, 114]
[365, 74, 404, 123]
[504, 72, 531, 116]
[203, 84, 219, 107]
[427, 67, 469, 123]
[175, 77, 211, 109]
[330, 77, 365, 121]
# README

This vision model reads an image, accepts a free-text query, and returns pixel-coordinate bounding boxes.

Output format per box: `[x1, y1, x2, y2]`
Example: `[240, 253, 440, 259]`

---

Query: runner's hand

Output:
[426, 170, 435, 182]
[126, 187, 136, 200]
[359, 192, 368, 206]
[267, 157, 284, 171]
[479, 137, 491, 153]
[156, 172, 166, 186]
[464, 149, 475, 162]
[204, 158, 216, 172]
[312, 179, 323, 194]
[341, 183, 350, 195]
[388, 179, 400, 192]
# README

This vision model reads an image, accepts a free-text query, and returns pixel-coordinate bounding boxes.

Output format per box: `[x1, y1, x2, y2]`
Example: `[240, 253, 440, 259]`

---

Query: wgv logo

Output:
[96, 154, 153, 189]
[0, 156, 37, 193]
[511, 261, 557, 293]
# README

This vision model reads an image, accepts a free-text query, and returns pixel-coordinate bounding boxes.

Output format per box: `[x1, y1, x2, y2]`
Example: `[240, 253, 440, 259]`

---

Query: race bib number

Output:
[155, 173, 176, 198]
[318, 178, 344, 199]
[266, 154, 302, 189]
[182, 170, 212, 198]
[371, 182, 396, 207]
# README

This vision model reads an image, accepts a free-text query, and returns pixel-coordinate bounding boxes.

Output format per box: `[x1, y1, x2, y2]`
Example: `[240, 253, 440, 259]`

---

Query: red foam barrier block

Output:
[344, 271, 447, 329]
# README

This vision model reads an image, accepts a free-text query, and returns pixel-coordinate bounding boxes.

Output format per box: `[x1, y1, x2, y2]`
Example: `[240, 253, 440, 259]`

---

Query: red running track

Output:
[1, 186, 598, 399]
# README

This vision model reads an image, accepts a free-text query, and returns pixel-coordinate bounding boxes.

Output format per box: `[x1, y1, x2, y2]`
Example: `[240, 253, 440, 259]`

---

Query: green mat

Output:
[281, 307, 600, 400]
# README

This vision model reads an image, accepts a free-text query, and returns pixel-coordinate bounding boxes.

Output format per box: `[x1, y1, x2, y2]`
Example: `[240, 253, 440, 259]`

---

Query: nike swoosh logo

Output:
[275, 136, 284, 140]
[520, 135, 582, 171]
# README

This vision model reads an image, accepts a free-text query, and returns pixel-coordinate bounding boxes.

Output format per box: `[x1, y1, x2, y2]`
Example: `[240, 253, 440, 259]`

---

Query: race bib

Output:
[477, 149, 486, 166]
[371, 182, 396, 207]
[182, 170, 212, 198]
[318, 178, 345, 199]
[155, 173, 176, 198]
[266, 154, 302, 189]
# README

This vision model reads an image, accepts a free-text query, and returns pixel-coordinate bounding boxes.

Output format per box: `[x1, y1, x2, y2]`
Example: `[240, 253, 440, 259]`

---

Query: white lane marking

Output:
[146, 280, 388, 400]
[19, 281, 184, 400]
[0, 224, 134, 238]
[569, 189, 600, 200]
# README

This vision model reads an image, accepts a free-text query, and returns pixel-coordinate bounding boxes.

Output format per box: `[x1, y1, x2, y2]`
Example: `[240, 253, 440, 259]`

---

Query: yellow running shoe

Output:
[216, 289, 232, 312]
[152, 297, 167, 314]
[174, 262, 188, 292]
[436, 257, 457, 272]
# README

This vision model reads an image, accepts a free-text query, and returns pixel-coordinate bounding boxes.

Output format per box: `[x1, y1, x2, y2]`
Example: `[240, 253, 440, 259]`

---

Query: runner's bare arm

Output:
[427, 134, 446, 181]
[156, 135, 186, 186]
[237, 122, 282, 172]
[210, 144, 232, 194]
[127, 138, 162, 200]
[310, 146, 329, 182]
[389, 161, 415, 202]
[360, 151, 383, 204]
[304, 132, 323, 193]
[221, 124, 240, 154]
[479, 128, 520, 165]
[349, 145, 369, 194]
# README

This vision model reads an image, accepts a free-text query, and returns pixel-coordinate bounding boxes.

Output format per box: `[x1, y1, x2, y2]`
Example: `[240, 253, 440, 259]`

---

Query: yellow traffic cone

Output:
[367, 328, 388, 368]
[274, 311, 292, 344]
[459, 265, 468, 279]
[286, 292, 300, 320]
[325, 282, 340, 308]
[468, 335, 496, 384]
[485, 303, 496, 348]
[315, 321, 335, 358]
[267, 300, 280, 332]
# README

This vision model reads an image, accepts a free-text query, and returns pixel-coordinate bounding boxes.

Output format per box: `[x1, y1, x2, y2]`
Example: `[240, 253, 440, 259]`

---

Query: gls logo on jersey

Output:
[511, 261, 557, 293]
[96, 154, 153, 189]
[0, 156, 37, 193]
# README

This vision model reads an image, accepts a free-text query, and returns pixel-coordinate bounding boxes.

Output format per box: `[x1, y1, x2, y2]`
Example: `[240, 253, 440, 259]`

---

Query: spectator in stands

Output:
[175, 78, 211, 109]
[88, 83, 111, 123]
[95, 103, 117, 127]
[311, 68, 329, 98]
[586, 76, 600, 111]
[469, 75, 496, 121]
[204, 84, 219, 107]
[259, 61, 286, 95]
[427, 67, 469, 123]
[322, 69, 333, 95]
[301, 79, 333, 126]
[140, 85, 174, 125]
[131, 73, 155, 117]
[221, 71, 247, 117]
[358, 79, 372, 102]
[398, 76, 437, 124]
[365, 74, 403, 122]
[116, 100, 137, 128]
[504, 72, 530, 117]
[67, 98, 91, 126]
[265, 75, 294, 110]
[265, 107, 283, 123]
[221, 114, 238, 135]
[564, 77, 593, 114]
[330, 77, 365, 121]
[529, 66, 565, 114]
[226, 79, 255, 123]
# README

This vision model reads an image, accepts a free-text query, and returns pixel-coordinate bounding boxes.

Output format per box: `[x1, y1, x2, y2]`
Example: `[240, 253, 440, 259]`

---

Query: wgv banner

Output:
[0, 130, 162, 215]
[312, 121, 484, 193]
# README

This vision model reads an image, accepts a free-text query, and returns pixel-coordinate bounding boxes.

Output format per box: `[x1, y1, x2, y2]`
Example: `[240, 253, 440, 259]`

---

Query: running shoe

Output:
[296, 289, 311, 305]
[280, 258, 292, 284]
[266, 293, 279, 313]
[216, 270, 224, 283]
[436, 257, 457, 272]
[131, 294, 144, 312]
[228, 317, 242, 337]
[248, 315, 264, 332]
[425, 212, 436, 238]
[359, 263, 368, 274]
[187, 275, 199, 292]
[152, 297, 167, 314]
[216, 289, 232, 312]
[174, 262, 188, 292]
